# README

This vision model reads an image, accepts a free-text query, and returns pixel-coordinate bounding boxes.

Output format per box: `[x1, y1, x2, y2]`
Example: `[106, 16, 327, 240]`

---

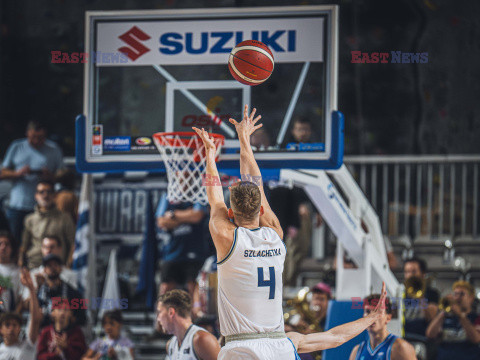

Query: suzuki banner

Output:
[96, 17, 324, 66]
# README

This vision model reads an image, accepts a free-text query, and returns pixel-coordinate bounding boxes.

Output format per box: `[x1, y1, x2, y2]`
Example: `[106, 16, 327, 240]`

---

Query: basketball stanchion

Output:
[153, 131, 225, 205]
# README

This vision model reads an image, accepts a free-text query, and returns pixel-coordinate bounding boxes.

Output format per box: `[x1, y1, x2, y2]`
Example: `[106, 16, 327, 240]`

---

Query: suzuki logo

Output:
[118, 26, 151, 61]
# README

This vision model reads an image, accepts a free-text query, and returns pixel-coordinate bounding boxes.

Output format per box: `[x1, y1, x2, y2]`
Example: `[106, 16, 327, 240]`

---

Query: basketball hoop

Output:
[153, 131, 225, 205]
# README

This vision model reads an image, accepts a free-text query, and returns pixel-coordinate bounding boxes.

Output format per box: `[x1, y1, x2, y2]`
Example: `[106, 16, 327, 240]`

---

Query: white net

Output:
[153, 132, 224, 205]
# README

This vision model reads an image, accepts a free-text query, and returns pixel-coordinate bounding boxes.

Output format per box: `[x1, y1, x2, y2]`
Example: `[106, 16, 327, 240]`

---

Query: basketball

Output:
[228, 40, 274, 86]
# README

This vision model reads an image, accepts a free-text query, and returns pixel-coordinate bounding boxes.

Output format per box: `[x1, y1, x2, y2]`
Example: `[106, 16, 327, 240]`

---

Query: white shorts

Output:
[218, 337, 300, 360]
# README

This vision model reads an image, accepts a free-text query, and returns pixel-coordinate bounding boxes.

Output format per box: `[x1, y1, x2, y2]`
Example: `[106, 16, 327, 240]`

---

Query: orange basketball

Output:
[228, 40, 274, 86]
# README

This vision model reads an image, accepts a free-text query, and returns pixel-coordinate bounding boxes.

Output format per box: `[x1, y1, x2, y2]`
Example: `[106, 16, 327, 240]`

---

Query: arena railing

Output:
[343, 155, 480, 241]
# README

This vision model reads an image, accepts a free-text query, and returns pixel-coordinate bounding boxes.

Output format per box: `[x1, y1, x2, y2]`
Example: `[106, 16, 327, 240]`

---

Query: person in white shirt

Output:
[0, 268, 42, 360]
[0, 231, 25, 312]
[22, 235, 77, 302]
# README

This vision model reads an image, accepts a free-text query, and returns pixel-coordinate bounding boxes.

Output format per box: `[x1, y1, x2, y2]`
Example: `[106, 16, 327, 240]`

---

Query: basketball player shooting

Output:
[193, 105, 390, 359]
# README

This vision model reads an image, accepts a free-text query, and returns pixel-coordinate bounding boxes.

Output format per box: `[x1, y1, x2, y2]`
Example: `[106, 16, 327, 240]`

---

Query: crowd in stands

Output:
[0, 120, 478, 359]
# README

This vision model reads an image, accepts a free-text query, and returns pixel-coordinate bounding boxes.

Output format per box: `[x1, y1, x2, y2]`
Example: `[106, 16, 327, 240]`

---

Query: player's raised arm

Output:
[192, 127, 235, 259]
[229, 105, 283, 238]
[288, 283, 387, 353]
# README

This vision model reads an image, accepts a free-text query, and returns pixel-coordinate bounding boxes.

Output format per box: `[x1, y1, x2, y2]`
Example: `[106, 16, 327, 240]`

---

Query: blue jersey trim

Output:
[217, 228, 238, 265]
[287, 338, 302, 360]
[367, 333, 393, 356]
[355, 341, 366, 360]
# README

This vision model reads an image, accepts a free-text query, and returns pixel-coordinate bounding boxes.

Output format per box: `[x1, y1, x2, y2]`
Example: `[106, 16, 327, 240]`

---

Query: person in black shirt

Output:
[403, 257, 439, 338]
[426, 281, 480, 360]
[36, 254, 85, 328]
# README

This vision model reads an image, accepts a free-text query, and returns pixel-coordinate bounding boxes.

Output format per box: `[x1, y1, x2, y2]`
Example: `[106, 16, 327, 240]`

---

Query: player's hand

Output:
[229, 104, 263, 140]
[369, 282, 387, 322]
[192, 127, 217, 153]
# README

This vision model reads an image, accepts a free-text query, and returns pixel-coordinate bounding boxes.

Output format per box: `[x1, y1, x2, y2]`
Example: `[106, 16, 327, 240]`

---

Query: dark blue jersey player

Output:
[349, 294, 417, 360]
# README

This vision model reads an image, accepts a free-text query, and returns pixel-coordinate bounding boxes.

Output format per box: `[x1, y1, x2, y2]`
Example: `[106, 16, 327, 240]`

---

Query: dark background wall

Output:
[1, 0, 479, 156]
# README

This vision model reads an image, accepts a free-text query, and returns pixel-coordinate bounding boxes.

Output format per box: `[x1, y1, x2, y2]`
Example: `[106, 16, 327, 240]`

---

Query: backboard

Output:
[76, 5, 343, 175]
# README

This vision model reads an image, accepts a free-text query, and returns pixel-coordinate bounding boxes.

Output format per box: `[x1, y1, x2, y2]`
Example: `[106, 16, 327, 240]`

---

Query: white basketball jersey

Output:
[217, 226, 286, 336]
[166, 324, 206, 360]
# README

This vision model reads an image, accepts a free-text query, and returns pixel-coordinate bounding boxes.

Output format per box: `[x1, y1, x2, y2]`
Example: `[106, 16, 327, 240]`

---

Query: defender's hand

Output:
[192, 127, 217, 153]
[229, 104, 263, 139]
[369, 282, 387, 322]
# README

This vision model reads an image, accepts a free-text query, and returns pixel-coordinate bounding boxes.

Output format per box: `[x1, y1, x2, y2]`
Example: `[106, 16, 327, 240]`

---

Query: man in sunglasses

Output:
[18, 180, 75, 270]
[426, 280, 480, 360]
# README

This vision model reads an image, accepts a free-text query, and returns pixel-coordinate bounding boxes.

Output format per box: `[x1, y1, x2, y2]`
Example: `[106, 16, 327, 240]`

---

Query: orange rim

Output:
[153, 131, 225, 149]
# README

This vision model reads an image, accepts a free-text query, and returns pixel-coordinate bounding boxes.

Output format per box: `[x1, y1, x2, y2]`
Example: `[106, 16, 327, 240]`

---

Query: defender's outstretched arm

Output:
[288, 283, 387, 353]
[229, 105, 283, 238]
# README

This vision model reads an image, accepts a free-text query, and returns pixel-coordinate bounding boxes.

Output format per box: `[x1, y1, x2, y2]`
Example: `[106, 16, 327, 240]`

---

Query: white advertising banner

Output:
[95, 17, 324, 66]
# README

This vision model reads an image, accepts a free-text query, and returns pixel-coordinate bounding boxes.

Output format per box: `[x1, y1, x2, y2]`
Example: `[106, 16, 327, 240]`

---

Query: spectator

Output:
[22, 235, 77, 302]
[281, 116, 320, 148]
[0, 120, 63, 245]
[0, 268, 42, 360]
[250, 127, 271, 151]
[403, 257, 440, 338]
[0, 231, 24, 312]
[156, 193, 210, 298]
[19, 180, 75, 269]
[37, 254, 85, 329]
[284, 283, 332, 360]
[309, 282, 332, 332]
[426, 281, 480, 360]
[54, 168, 78, 224]
[37, 302, 87, 360]
[82, 310, 135, 360]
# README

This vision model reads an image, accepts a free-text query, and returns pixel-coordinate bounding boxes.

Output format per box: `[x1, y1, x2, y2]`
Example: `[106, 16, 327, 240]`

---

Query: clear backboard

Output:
[76, 5, 343, 176]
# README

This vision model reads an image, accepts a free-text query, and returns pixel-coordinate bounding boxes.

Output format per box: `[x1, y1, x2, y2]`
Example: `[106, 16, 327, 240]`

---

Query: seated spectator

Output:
[250, 127, 271, 151]
[0, 231, 24, 312]
[19, 180, 75, 269]
[28, 235, 77, 292]
[156, 193, 210, 298]
[403, 257, 439, 338]
[37, 254, 85, 328]
[426, 281, 480, 360]
[37, 302, 87, 360]
[82, 310, 134, 360]
[281, 116, 320, 148]
[0, 120, 64, 247]
[0, 268, 42, 360]
[54, 168, 78, 224]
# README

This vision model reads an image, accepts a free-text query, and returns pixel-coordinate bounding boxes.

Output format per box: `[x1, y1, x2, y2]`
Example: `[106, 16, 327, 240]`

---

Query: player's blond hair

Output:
[230, 181, 261, 221]
[158, 289, 192, 318]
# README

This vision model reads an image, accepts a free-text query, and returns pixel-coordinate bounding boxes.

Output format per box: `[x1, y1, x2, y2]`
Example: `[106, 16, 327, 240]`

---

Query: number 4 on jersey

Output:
[257, 267, 275, 299]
